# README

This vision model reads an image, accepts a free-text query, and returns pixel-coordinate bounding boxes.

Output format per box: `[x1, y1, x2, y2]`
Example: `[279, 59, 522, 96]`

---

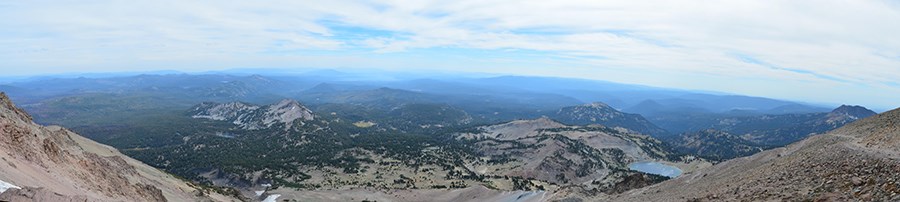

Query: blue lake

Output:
[628, 162, 683, 178]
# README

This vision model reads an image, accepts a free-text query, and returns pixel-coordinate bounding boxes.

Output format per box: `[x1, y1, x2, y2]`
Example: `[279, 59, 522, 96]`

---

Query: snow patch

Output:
[0, 179, 20, 193]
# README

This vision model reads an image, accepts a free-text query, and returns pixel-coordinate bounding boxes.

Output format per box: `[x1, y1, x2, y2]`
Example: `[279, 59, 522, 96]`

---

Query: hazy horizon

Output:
[2, 67, 894, 111]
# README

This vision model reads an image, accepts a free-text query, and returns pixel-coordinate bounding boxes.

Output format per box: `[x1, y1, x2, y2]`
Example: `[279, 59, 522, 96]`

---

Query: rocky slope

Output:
[612, 107, 900, 201]
[553, 102, 668, 136]
[0, 92, 235, 201]
[190, 99, 314, 130]
[824, 104, 879, 125]
[661, 105, 877, 160]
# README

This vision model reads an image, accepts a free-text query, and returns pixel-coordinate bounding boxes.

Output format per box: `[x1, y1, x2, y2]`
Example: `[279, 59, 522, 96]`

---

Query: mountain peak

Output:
[824, 105, 877, 125]
[264, 99, 314, 129]
[830, 105, 876, 117]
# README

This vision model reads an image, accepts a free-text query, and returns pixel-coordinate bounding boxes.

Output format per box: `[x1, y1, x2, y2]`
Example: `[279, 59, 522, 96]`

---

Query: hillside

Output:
[553, 102, 668, 136]
[613, 107, 900, 201]
[0, 92, 236, 201]
[657, 105, 877, 161]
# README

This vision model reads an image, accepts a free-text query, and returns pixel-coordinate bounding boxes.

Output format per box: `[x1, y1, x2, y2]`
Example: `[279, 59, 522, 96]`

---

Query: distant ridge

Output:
[0, 92, 235, 201]
[553, 102, 668, 136]
[825, 105, 878, 124]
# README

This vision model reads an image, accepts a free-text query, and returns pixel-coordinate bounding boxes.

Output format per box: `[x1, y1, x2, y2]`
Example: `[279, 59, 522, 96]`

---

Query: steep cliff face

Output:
[0, 92, 236, 202]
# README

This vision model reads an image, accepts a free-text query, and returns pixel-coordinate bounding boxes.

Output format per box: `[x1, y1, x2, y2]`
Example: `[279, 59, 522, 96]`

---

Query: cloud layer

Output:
[1, 0, 899, 108]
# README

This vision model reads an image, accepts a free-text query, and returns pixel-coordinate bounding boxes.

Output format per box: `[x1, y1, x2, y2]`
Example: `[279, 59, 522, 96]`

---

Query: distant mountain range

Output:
[2, 73, 843, 118]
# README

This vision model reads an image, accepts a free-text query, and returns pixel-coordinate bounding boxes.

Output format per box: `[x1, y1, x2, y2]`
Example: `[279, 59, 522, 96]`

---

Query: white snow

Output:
[0, 179, 20, 193]
[261, 194, 281, 202]
[254, 191, 265, 196]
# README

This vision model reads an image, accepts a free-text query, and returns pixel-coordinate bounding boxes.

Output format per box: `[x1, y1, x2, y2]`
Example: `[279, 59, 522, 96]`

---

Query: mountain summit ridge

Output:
[824, 104, 877, 124]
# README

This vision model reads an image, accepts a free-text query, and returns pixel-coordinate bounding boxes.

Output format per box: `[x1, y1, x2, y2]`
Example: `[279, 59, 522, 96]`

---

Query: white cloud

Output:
[0, 0, 899, 108]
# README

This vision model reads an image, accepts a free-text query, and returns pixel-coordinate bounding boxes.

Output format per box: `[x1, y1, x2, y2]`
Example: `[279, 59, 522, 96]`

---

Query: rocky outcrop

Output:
[190, 99, 314, 130]
[0, 92, 236, 201]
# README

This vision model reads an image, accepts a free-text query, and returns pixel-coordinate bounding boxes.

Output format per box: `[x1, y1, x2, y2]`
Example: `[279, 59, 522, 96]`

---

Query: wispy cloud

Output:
[0, 0, 899, 108]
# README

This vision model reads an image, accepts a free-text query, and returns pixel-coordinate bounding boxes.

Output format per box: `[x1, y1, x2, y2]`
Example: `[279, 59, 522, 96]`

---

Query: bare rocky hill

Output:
[611, 107, 900, 201]
[190, 99, 315, 130]
[0, 92, 236, 202]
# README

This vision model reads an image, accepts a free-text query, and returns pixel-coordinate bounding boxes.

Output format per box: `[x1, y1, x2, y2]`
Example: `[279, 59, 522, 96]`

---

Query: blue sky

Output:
[1, 0, 899, 109]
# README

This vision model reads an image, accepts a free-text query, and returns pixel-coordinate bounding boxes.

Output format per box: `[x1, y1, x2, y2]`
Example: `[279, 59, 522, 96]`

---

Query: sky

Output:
[0, 0, 899, 109]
